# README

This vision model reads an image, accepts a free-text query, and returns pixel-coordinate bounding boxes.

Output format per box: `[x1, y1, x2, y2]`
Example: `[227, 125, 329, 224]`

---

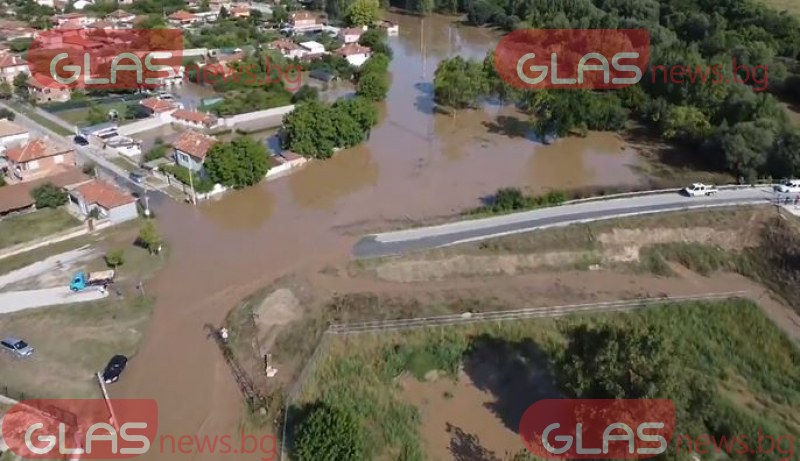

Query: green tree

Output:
[272, 5, 289, 23]
[138, 220, 162, 254]
[219, 5, 229, 18]
[662, 105, 712, 144]
[358, 29, 385, 49]
[87, 104, 108, 125]
[143, 143, 169, 163]
[433, 56, 487, 111]
[31, 183, 67, 209]
[282, 100, 339, 158]
[0, 80, 13, 100]
[558, 324, 680, 399]
[204, 136, 270, 188]
[105, 249, 125, 268]
[347, 0, 379, 26]
[13, 73, 29, 99]
[291, 85, 319, 103]
[356, 71, 389, 101]
[294, 404, 365, 461]
[334, 96, 378, 133]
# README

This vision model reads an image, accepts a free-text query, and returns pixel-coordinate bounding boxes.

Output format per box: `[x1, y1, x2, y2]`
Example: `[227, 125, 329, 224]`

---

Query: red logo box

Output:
[2, 399, 158, 459]
[519, 399, 676, 459]
[27, 29, 184, 90]
[494, 29, 651, 89]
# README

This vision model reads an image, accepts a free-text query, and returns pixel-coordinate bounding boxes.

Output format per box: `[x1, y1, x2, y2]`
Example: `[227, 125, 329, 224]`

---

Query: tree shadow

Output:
[414, 81, 436, 115]
[481, 115, 539, 142]
[462, 334, 563, 433]
[283, 401, 321, 457]
[447, 423, 501, 461]
[621, 124, 721, 173]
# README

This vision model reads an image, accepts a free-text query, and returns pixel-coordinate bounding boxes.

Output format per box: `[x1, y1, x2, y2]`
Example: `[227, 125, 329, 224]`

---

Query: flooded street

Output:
[115, 13, 644, 460]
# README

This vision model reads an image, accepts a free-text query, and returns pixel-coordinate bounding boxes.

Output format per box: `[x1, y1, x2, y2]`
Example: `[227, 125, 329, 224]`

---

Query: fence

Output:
[277, 291, 748, 460]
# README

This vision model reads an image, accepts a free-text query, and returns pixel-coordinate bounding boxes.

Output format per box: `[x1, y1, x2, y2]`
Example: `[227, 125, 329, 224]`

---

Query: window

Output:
[54, 154, 64, 164]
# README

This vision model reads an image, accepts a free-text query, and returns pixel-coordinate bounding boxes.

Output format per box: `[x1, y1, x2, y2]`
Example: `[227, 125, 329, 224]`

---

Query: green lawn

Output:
[56, 102, 136, 126]
[292, 299, 800, 460]
[0, 218, 166, 398]
[0, 208, 81, 250]
[763, 0, 800, 16]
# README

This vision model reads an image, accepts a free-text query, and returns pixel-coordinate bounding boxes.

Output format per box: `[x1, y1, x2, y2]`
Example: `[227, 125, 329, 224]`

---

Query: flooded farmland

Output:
[114, 13, 646, 460]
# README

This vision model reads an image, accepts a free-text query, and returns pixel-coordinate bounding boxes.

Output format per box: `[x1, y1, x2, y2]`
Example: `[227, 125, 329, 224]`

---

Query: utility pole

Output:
[187, 167, 197, 205]
[143, 180, 151, 217]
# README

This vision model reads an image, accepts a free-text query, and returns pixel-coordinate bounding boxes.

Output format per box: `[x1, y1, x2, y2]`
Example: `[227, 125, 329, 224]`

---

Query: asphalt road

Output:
[353, 187, 776, 258]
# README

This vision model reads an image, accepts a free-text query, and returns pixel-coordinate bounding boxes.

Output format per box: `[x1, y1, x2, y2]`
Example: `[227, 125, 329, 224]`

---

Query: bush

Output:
[137, 220, 162, 254]
[0, 108, 15, 120]
[31, 183, 67, 209]
[143, 143, 169, 163]
[293, 403, 365, 461]
[160, 165, 215, 193]
[471, 188, 567, 215]
[82, 162, 97, 176]
[105, 249, 125, 268]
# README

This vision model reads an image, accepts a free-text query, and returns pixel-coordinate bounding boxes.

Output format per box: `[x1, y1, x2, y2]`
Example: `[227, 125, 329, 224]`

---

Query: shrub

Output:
[137, 220, 162, 254]
[160, 165, 215, 193]
[31, 183, 67, 209]
[293, 403, 365, 461]
[105, 249, 125, 268]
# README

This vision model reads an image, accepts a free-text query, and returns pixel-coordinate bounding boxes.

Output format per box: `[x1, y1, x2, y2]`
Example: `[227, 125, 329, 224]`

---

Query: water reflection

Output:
[288, 147, 379, 210]
[198, 185, 276, 231]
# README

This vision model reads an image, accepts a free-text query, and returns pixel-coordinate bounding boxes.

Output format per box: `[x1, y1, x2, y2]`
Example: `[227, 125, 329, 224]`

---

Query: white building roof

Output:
[299, 41, 325, 51]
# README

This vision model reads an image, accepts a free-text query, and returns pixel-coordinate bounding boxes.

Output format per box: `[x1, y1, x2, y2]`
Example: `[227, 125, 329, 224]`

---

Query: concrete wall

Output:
[223, 105, 295, 128]
[0, 132, 29, 147]
[118, 113, 173, 136]
[108, 202, 138, 223]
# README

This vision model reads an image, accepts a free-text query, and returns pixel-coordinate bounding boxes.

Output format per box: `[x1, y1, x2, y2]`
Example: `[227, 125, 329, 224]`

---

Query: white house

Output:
[68, 179, 138, 223]
[106, 9, 136, 24]
[268, 39, 306, 59]
[336, 43, 371, 67]
[0, 119, 29, 148]
[0, 53, 27, 84]
[172, 129, 217, 172]
[339, 26, 366, 44]
[299, 41, 326, 56]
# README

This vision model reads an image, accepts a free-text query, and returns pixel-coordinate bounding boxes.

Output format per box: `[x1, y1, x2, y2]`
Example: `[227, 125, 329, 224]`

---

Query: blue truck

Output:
[69, 270, 116, 292]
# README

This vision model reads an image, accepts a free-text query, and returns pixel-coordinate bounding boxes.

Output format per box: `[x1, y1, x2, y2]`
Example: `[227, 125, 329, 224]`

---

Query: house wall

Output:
[175, 149, 204, 172]
[0, 132, 29, 147]
[108, 202, 138, 223]
[345, 53, 369, 67]
[117, 112, 172, 136]
[223, 104, 295, 127]
[9, 151, 76, 182]
[30, 87, 71, 104]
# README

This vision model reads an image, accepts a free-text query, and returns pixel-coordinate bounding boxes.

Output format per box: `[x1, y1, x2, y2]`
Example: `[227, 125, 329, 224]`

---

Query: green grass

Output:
[0, 219, 166, 398]
[763, 0, 800, 16]
[110, 155, 138, 172]
[6, 101, 72, 136]
[640, 242, 730, 276]
[56, 102, 135, 126]
[296, 299, 800, 460]
[0, 208, 81, 250]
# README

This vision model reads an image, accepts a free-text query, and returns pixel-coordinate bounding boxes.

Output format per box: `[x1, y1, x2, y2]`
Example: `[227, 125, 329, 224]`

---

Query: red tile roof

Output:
[169, 10, 197, 21]
[172, 130, 216, 160]
[6, 138, 73, 163]
[107, 9, 134, 20]
[73, 179, 136, 209]
[269, 39, 301, 52]
[141, 97, 176, 113]
[0, 166, 88, 214]
[26, 76, 72, 90]
[341, 27, 365, 36]
[171, 109, 216, 125]
[0, 53, 25, 69]
[336, 43, 370, 57]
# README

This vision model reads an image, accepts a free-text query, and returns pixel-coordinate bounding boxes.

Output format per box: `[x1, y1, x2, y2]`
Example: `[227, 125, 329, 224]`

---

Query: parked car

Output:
[102, 355, 128, 384]
[682, 183, 718, 197]
[774, 179, 800, 194]
[129, 169, 147, 184]
[73, 135, 89, 146]
[1, 337, 34, 358]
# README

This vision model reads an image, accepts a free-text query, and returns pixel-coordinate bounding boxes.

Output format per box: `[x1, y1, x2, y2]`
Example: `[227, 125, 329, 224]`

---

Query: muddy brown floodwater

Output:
[115, 13, 646, 460]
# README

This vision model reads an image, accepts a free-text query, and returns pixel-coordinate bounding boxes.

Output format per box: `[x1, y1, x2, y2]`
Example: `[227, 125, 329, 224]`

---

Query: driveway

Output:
[0, 286, 108, 314]
[353, 187, 776, 258]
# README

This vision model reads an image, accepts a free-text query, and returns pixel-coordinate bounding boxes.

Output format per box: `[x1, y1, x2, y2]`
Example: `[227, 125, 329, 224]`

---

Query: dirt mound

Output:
[254, 288, 301, 355]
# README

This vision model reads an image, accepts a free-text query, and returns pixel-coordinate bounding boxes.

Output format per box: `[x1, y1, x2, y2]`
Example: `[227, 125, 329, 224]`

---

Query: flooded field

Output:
[114, 13, 647, 460]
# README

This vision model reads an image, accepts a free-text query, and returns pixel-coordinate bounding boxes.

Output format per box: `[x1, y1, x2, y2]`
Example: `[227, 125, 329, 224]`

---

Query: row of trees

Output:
[281, 29, 392, 157]
[432, 0, 800, 180]
[281, 97, 378, 158]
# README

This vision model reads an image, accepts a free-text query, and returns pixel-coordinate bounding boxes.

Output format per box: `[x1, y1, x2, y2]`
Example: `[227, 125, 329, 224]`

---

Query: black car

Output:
[73, 135, 89, 146]
[129, 169, 147, 184]
[102, 355, 128, 384]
